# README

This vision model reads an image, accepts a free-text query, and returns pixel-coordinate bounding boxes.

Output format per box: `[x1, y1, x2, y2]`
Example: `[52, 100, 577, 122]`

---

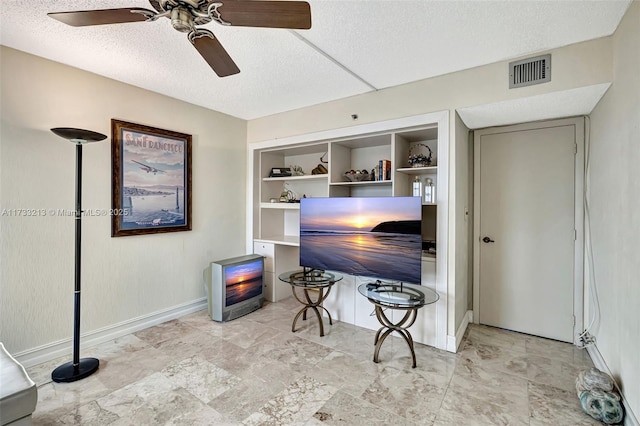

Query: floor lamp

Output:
[51, 127, 106, 383]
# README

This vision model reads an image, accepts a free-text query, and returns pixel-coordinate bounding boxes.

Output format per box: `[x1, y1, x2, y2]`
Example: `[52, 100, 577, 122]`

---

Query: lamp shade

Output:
[51, 128, 107, 144]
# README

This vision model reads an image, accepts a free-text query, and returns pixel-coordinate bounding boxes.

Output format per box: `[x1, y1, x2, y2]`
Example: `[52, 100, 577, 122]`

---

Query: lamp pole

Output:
[50, 128, 106, 383]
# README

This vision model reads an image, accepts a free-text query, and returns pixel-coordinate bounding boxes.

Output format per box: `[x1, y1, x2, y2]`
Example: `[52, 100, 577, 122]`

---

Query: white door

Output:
[473, 118, 584, 343]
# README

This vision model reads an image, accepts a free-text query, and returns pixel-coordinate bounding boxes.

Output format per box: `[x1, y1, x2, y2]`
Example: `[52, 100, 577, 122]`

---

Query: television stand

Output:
[358, 282, 439, 368]
[278, 270, 343, 337]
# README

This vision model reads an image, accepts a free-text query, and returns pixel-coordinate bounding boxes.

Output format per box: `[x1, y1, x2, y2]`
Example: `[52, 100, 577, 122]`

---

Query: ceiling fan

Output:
[48, 0, 312, 77]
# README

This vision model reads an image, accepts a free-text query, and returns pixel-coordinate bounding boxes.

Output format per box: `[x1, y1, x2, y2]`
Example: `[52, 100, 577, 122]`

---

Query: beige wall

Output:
[589, 0, 640, 420]
[0, 47, 247, 354]
[248, 36, 614, 338]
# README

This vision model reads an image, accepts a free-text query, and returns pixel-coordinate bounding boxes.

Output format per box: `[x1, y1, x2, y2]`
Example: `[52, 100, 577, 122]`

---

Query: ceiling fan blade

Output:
[191, 35, 240, 77]
[218, 1, 311, 29]
[48, 8, 155, 27]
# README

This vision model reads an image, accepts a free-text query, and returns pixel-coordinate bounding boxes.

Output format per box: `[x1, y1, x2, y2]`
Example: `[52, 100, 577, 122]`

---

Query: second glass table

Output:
[358, 282, 439, 368]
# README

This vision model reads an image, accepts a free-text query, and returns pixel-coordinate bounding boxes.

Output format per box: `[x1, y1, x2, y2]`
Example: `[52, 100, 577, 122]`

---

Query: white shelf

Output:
[263, 174, 328, 182]
[396, 166, 438, 175]
[330, 180, 392, 186]
[260, 202, 300, 209]
[255, 235, 300, 246]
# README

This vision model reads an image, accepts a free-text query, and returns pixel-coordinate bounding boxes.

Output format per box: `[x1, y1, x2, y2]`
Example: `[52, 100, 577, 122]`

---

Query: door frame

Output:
[472, 117, 585, 344]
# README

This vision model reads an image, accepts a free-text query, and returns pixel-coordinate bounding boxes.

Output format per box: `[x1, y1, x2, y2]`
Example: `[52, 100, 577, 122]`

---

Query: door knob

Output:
[482, 236, 495, 243]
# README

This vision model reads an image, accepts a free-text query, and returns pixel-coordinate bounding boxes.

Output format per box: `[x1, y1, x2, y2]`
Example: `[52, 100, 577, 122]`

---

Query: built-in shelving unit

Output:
[247, 112, 449, 351]
[250, 117, 444, 248]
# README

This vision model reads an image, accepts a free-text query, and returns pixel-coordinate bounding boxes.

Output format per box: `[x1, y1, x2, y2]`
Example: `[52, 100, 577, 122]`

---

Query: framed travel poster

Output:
[111, 119, 192, 237]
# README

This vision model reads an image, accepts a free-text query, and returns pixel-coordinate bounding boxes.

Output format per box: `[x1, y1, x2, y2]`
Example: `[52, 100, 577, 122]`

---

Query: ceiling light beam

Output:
[289, 30, 378, 91]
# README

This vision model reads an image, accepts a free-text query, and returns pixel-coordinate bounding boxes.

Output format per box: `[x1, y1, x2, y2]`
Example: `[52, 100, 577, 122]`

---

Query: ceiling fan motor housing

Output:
[170, 7, 194, 32]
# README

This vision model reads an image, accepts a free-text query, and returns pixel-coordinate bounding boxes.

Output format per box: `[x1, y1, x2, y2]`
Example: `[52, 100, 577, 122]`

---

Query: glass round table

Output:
[358, 282, 439, 368]
[278, 269, 343, 337]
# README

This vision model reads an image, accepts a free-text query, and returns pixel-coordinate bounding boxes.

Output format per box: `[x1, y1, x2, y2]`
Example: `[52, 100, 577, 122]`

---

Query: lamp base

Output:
[51, 357, 99, 383]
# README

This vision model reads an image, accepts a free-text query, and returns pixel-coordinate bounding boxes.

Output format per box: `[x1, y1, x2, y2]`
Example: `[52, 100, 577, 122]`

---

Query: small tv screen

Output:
[300, 197, 422, 284]
[224, 259, 263, 307]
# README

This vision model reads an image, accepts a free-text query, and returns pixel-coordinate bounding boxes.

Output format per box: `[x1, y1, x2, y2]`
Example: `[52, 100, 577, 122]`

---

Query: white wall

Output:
[0, 47, 247, 354]
[453, 113, 471, 331]
[588, 0, 640, 420]
[248, 36, 613, 338]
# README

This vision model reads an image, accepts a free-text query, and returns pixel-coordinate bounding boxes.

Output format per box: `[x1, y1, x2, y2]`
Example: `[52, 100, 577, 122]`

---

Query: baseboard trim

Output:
[14, 298, 207, 368]
[586, 344, 639, 426]
[447, 310, 473, 353]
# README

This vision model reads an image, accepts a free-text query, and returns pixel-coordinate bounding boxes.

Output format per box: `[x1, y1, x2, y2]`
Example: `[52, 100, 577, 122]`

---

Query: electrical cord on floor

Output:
[577, 116, 601, 350]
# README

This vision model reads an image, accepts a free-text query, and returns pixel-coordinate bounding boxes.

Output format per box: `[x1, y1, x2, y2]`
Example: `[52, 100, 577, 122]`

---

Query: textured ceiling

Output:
[0, 0, 632, 120]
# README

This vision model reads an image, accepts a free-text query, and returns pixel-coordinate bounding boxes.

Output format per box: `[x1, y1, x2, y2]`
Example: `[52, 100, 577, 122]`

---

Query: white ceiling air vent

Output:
[509, 54, 551, 89]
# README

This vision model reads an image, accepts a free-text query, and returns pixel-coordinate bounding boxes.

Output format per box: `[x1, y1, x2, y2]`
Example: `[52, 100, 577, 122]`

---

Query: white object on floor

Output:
[0, 343, 37, 426]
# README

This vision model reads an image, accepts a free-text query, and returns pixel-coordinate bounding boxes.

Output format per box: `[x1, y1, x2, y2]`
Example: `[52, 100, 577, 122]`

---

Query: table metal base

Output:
[291, 286, 333, 336]
[373, 305, 419, 368]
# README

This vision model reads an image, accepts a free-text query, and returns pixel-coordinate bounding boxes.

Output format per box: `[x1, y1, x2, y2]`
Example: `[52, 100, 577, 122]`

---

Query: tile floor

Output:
[27, 297, 600, 425]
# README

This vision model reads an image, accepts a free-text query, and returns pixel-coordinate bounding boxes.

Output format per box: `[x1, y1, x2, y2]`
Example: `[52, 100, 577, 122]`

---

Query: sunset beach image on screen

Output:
[299, 197, 422, 284]
[224, 259, 263, 307]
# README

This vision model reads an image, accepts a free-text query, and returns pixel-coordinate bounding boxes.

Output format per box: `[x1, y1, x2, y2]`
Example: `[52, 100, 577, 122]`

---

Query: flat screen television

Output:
[299, 196, 422, 284]
[204, 254, 264, 322]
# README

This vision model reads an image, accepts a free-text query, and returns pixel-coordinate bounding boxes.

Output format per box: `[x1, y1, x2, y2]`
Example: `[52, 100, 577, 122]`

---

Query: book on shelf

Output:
[378, 159, 391, 181]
